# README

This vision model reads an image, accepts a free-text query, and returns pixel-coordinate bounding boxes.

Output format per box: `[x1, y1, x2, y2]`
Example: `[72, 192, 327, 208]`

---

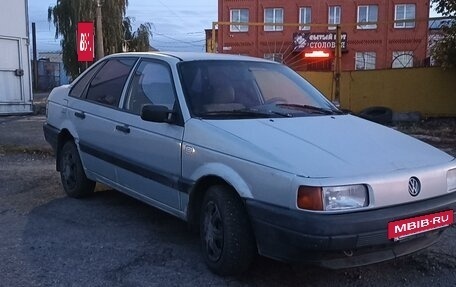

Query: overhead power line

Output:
[154, 33, 206, 47]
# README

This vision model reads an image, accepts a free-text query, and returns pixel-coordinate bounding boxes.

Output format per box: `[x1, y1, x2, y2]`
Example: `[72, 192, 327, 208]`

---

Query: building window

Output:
[394, 4, 416, 28]
[230, 9, 249, 32]
[299, 7, 311, 30]
[328, 6, 341, 30]
[355, 52, 376, 70]
[264, 53, 283, 63]
[264, 8, 284, 31]
[357, 5, 378, 29]
[392, 51, 414, 68]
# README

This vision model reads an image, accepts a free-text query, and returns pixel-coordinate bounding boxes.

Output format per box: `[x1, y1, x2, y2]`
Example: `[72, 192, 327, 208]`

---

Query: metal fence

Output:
[34, 59, 71, 92]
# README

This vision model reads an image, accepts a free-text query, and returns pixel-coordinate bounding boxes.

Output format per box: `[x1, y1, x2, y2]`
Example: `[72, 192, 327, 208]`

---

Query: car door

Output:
[113, 59, 184, 211]
[68, 57, 138, 183]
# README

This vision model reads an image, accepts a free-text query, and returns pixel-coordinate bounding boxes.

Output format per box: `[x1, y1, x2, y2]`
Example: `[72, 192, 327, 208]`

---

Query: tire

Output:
[200, 185, 256, 276]
[59, 141, 95, 198]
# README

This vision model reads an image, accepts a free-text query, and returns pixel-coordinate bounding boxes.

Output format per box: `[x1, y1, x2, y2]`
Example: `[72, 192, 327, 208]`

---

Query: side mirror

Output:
[140, 104, 174, 123]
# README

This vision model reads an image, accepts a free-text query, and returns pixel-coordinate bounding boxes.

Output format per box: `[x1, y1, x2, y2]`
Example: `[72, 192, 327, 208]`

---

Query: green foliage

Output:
[431, 26, 456, 68]
[432, 0, 456, 16]
[129, 22, 154, 52]
[122, 17, 153, 53]
[431, 0, 456, 68]
[48, 0, 152, 79]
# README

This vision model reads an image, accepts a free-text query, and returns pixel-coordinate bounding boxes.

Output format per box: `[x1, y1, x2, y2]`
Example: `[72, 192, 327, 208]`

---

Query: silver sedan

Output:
[44, 52, 456, 275]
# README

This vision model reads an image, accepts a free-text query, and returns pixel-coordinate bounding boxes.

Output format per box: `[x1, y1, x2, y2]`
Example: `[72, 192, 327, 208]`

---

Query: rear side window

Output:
[86, 58, 137, 107]
[69, 62, 105, 98]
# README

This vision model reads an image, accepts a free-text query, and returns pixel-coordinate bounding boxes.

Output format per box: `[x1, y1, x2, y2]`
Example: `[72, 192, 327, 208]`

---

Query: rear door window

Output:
[86, 58, 137, 107]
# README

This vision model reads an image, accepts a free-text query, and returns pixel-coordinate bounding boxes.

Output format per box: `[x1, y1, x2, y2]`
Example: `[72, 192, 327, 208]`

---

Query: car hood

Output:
[190, 115, 453, 178]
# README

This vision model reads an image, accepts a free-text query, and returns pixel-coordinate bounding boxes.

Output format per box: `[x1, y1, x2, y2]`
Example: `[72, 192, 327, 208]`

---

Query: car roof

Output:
[105, 51, 275, 63]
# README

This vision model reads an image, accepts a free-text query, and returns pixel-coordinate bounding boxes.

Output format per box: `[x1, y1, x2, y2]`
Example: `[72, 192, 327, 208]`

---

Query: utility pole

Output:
[211, 22, 216, 53]
[31, 22, 38, 91]
[95, 0, 104, 60]
[334, 25, 342, 106]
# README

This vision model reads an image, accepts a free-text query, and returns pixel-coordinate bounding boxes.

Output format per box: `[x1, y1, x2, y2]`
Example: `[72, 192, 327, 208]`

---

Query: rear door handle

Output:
[74, 111, 85, 119]
[116, 125, 130, 134]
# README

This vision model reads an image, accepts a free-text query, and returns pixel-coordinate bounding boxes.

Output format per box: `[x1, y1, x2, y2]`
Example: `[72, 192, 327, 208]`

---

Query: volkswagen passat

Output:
[44, 52, 456, 275]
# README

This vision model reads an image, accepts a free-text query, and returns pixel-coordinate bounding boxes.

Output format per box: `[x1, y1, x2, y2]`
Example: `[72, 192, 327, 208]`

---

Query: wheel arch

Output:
[185, 163, 254, 224]
[56, 129, 75, 171]
[187, 172, 252, 230]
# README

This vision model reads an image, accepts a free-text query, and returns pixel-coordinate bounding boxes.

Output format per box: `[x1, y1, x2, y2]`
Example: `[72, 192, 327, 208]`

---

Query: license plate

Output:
[388, 210, 454, 240]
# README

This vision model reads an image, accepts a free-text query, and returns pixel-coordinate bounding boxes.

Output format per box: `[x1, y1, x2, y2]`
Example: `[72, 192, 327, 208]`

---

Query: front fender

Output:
[188, 162, 254, 199]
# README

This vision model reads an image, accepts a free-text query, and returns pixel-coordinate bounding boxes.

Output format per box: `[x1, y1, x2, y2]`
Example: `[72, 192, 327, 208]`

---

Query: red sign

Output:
[77, 22, 94, 62]
[388, 210, 454, 240]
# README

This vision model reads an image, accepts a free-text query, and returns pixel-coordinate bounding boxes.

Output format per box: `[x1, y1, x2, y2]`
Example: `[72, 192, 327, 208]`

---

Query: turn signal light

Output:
[297, 186, 323, 210]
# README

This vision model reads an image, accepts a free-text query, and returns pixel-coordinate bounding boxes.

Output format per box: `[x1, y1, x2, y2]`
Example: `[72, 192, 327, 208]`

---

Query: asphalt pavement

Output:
[0, 109, 455, 286]
[0, 115, 49, 153]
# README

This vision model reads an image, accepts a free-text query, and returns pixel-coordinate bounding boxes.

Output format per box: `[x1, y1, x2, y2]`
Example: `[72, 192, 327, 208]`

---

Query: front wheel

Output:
[200, 185, 256, 275]
[59, 141, 95, 198]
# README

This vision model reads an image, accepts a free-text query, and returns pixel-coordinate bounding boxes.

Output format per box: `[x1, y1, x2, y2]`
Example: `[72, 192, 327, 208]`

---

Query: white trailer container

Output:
[0, 0, 33, 114]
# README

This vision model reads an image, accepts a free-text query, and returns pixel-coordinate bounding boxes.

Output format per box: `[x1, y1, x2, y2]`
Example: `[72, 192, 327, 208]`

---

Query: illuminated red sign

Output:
[304, 51, 330, 58]
[77, 22, 94, 62]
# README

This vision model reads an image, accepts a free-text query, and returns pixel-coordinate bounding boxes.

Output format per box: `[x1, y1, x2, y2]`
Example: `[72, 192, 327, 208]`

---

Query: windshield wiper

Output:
[276, 104, 341, 115]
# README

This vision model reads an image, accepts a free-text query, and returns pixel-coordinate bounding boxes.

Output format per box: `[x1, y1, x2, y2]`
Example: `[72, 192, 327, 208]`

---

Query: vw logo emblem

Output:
[408, 177, 421, 197]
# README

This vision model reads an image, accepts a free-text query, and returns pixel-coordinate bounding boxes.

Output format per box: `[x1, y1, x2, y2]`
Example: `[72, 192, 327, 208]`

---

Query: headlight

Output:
[323, 185, 369, 211]
[448, 168, 456, 192]
[298, 184, 369, 211]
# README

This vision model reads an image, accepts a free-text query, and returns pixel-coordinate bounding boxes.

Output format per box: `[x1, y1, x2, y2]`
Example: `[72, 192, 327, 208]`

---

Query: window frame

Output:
[394, 4, 416, 28]
[264, 7, 284, 32]
[355, 52, 376, 70]
[230, 8, 249, 32]
[299, 7, 312, 31]
[328, 6, 341, 30]
[392, 51, 414, 68]
[357, 5, 378, 29]
[264, 53, 284, 63]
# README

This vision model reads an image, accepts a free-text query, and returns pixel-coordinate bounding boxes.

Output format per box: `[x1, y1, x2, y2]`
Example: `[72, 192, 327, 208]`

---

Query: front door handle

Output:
[115, 125, 130, 134]
[74, 111, 85, 119]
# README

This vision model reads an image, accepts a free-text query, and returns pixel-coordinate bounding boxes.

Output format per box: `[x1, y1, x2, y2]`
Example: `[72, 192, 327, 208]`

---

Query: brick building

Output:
[217, 0, 430, 71]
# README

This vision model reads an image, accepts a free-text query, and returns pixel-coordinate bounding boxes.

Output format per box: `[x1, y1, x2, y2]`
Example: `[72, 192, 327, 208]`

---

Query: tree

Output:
[431, 0, 456, 68]
[122, 17, 154, 53]
[48, 0, 152, 78]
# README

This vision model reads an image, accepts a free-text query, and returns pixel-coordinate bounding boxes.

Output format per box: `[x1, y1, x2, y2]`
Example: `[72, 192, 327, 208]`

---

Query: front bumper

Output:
[246, 192, 456, 269]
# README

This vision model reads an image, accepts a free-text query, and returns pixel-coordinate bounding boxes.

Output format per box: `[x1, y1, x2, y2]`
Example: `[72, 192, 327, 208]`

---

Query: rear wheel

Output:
[200, 185, 256, 275]
[59, 141, 95, 198]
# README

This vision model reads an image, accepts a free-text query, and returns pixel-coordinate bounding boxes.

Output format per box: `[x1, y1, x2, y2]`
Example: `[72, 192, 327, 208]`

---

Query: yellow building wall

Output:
[299, 67, 456, 117]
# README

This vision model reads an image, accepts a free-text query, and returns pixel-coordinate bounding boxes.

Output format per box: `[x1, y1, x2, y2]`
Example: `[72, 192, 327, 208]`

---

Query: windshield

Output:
[178, 60, 340, 119]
